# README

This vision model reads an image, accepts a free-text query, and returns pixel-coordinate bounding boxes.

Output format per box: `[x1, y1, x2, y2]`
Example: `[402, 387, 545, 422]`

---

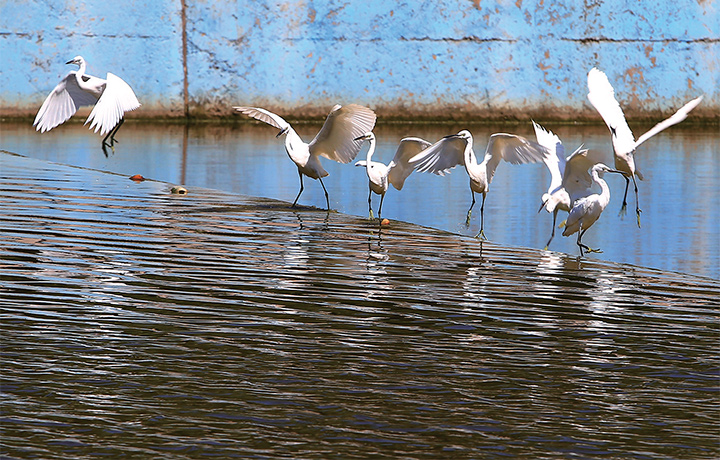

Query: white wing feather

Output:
[563, 147, 603, 203]
[308, 104, 377, 164]
[34, 72, 99, 133]
[587, 67, 636, 156]
[408, 136, 466, 175]
[234, 106, 291, 131]
[532, 121, 565, 195]
[387, 137, 432, 190]
[86, 73, 140, 135]
[633, 96, 703, 149]
[483, 133, 548, 184]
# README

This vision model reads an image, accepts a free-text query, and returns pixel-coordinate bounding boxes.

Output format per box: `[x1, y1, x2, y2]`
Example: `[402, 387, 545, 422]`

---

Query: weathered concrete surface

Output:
[1, 0, 718, 121]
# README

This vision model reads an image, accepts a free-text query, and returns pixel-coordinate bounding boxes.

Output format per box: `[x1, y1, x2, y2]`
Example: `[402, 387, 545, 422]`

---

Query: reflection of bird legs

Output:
[473, 193, 487, 240]
[576, 228, 602, 257]
[619, 172, 642, 228]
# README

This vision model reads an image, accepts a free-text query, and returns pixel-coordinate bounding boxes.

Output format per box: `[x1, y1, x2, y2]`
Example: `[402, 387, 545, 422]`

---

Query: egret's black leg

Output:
[292, 171, 304, 207]
[631, 173, 642, 228]
[545, 208, 558, 250]
[465, 190, 476, 227]
[110, 118, 124, 146]
[576, 228, 587, 257]
[474, 193, 487, 240]
[318, 176, 330, 210]
[378, 193, 385, 220]
[367, 189, 374, 219]
[619, 174, 630, 217]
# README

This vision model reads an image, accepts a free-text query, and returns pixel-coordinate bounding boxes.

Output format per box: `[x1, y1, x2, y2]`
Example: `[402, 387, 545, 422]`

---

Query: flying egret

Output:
[354, 132, 433, 220]
[561, 163, 625, 257]
[533, 121, 603, 249]
[34, 56, 140, 155]
[410, 130, 548, 240]
[234, 104, 376, 210]
[587, 67, 703, 227]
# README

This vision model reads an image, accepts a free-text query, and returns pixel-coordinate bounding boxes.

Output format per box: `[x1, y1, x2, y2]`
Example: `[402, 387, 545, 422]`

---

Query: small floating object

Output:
[171, 186, 188, 195]
[129, 174, 145, 182]
[381, 218, 390, 226]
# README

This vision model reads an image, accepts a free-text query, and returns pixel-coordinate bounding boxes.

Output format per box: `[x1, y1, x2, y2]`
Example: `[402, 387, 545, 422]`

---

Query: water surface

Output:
[1, 120, 717, 278]
[1, 152, 718, 458]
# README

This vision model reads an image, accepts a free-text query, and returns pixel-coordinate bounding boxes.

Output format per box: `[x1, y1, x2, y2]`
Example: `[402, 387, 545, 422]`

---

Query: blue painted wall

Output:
[1, 0, 718, 120]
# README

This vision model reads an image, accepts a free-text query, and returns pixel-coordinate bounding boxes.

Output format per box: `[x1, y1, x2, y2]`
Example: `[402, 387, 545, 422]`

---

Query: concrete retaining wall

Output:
[1, 0, 718, 120]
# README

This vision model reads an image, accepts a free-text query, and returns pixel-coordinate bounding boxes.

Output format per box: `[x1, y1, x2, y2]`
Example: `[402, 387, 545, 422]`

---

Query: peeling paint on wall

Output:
[0, 0, 717, 120]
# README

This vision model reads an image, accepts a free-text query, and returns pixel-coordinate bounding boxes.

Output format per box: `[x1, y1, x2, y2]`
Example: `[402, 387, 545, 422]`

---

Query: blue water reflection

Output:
[1, 120, 717, 278]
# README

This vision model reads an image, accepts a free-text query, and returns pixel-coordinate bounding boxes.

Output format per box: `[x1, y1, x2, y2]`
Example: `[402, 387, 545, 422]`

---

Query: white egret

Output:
[354, 132, 432, 220]
[587, 67, 703, 227]
[234, 104, 376, 210]
[34, 56, 140, 155]
[561, 163, 625, 257]
[410, 130, 548, 239]
[533, 121, 603, 249]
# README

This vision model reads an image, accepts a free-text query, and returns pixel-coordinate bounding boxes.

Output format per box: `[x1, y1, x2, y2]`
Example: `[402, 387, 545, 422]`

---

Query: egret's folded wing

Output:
[562, 147, 600, 203]
[308, 104, 377, 164]
[532, 121, 565, 194]
[34, 72, 98, 133]
[86, 73, 141, 135]
[587, 68, 635, 155]
[234, 106, 290, 131]
[408, 136, 465, 176]
[484, 133, 548, 184]
[387, 137, 432, 190]
[633, 96, 703, 150]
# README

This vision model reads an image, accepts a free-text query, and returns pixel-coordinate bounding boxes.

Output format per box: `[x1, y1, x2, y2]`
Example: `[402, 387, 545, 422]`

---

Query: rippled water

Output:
[1, 121, 718, 279]
[1, 151, 718, 458]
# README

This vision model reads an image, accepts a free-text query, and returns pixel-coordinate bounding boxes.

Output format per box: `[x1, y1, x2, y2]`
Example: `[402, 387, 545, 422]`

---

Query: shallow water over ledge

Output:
[1, 121, 718, 279]
[1, 152, 718, 459]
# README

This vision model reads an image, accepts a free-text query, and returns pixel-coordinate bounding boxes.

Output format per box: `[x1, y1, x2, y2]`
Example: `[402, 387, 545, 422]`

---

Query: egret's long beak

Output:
[606, 169, 625, 175]
[354, 134, 370, 142]
[276, 127, 289, 138]
[65, 59, 75, 65]
[538, 199, 548, 213]
[443, 134, 461, 139]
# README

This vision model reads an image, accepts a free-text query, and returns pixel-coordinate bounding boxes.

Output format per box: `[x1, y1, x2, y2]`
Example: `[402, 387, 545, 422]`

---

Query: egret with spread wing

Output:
[561, 163, 626, 257]
[34, 56, 140, 155]
[410, 130, 548, 240]
[354, 132, 432, 220]
[235, 104, 376, 210]
[587, 67, 702, 227]
[533, 121, 602, 249]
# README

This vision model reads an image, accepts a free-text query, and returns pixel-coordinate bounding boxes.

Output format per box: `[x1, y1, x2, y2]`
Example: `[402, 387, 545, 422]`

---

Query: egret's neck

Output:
[365, 138, 376, 164]
[283, 129, 310, 166]
[594, 172, 611, 207]
[463, 138, 476, 168]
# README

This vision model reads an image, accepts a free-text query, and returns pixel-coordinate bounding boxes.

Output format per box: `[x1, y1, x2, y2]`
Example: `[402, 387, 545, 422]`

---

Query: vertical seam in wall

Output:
[181, 0, 189, 118]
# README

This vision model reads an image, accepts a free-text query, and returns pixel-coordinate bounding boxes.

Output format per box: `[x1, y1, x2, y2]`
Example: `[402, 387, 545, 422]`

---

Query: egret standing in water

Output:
[235, 104, 376, 210]
[410, 130, 548, 239]
[587, 67, 703, 227]
[34, 56, 140, 155]
[561, 163, 626, 257]
[533, 121, 602, 249]
[354, 132, 433, 220]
